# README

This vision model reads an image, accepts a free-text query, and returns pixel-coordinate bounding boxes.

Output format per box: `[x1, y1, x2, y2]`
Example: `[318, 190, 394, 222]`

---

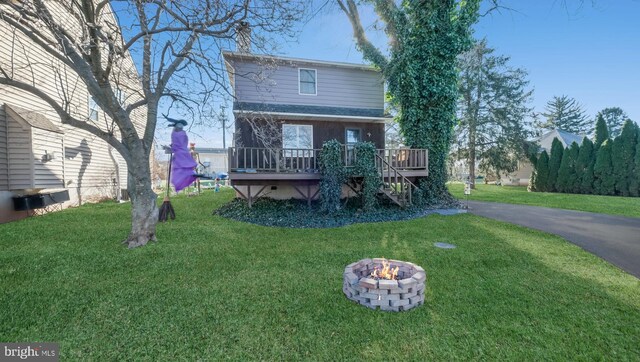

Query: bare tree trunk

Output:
[469, 123, 476, 189]
[125, 155, 158, 248]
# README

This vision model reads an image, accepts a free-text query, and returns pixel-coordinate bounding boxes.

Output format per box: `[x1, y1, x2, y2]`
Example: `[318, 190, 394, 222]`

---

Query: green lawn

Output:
[449, 183, 640, 218]
[1, 189, 639, 360]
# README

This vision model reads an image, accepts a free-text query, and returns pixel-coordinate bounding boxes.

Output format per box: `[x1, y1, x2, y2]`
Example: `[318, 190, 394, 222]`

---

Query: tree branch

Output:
[336, 0, 389, 71]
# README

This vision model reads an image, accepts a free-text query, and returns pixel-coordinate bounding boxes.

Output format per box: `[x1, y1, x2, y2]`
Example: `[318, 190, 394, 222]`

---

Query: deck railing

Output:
[229, 146, 428, 173]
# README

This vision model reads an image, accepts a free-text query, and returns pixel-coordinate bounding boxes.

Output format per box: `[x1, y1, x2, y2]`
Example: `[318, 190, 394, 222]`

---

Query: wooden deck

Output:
[228, 147, 428, 180]
[228, 146, 428, 207]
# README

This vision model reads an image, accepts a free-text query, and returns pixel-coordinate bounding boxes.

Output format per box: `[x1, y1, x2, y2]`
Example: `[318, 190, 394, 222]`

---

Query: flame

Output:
[370, 259, 400, 280]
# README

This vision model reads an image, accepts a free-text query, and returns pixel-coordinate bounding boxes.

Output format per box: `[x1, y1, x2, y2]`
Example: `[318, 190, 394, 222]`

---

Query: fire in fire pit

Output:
[343, 258, 426, 312]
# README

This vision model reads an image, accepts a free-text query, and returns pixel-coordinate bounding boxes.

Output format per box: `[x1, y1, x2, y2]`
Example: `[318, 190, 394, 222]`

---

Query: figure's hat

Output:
[163, 114, 188, 127]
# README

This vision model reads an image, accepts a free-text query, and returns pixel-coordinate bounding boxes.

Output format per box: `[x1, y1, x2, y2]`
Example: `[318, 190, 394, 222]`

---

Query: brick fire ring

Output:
[343, 258, 426, 312]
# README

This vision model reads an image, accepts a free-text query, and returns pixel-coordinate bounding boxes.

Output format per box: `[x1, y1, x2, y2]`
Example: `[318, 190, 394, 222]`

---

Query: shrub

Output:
[352, 142, 381, 211]
[319, 140, 346, 213]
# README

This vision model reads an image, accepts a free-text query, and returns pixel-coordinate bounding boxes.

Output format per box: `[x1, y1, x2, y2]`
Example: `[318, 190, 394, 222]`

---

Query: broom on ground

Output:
[158, 153, 176, 222]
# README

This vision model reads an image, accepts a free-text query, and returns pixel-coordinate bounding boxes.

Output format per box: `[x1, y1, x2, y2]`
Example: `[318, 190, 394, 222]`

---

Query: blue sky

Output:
[160, 0, 640, 148]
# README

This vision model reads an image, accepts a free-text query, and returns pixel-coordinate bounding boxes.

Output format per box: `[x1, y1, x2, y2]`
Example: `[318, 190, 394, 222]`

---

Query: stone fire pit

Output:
[343, 258, 426, 312]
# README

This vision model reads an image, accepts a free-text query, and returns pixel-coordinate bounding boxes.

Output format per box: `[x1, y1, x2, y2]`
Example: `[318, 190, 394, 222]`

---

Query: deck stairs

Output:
[375, 154, 417, 207]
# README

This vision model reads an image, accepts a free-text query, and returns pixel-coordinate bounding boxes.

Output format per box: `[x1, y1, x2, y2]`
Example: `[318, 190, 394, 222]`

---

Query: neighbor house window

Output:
[299, 68, 317, 95]
[88, 96, 99, 122]
[283, 124, 313, 156]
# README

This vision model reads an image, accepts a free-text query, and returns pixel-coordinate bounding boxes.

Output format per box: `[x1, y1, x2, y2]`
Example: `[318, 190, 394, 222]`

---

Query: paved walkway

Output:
[465, 201, 640, 278]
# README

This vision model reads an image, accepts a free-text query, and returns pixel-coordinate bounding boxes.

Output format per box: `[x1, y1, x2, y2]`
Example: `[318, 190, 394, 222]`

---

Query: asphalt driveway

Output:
[465, 201, 640, 278]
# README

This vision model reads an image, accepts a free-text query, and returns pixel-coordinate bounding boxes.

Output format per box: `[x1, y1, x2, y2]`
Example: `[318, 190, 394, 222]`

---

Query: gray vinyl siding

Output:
[231, 59, 385, 110]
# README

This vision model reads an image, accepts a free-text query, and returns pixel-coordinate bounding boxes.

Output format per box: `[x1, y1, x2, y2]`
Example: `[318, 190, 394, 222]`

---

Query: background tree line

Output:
[530, 117, 640, 197]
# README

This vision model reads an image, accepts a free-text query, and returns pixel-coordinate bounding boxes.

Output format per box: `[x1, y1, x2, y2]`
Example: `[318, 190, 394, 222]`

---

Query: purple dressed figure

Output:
[169, 120, 198, 192]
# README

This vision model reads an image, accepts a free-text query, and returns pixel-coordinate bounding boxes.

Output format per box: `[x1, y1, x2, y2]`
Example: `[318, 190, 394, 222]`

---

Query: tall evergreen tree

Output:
[594, 140, 615, 195]
[596, 107, 630, 138]
[631, 133, 640, 197]
[612, 121, 638, 196]
[576, 138, 595, 194]
[556, 147, 571, 193]
[594, 114, 609, 148]
[567, 142, 580, 193]
[537, 95, 592, 134]
[548, 138, 564, 192]
[534, 151, 550, 192]
[455, 40, 534, 189]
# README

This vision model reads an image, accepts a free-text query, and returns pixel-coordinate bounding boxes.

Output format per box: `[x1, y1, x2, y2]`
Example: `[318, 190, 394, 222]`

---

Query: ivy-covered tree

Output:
[455, 39, 534, 189]
[594, 140, 615, 195]
[576, 137, 595, 194]
[612, 121, 638, 196]
[337, 0, 481, 202]
[548, 138, 564, 192]
[596, 107, 630, 138]
[534, 151, 550, 192]
[556, 142, 580, 193]
[537, 95, 592, 134]
[594, 113, 609, 148]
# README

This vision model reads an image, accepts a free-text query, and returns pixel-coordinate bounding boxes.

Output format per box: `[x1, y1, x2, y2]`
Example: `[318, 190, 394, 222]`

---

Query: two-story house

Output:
[223, 51, 428, 206]
[0, 3, 146, 223]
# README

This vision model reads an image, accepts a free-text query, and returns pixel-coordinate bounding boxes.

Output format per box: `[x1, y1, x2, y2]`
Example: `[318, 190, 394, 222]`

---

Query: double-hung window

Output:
[88, 96, 99, 122]
[299, 68, 317, 95]
[283, 124, 313, 157]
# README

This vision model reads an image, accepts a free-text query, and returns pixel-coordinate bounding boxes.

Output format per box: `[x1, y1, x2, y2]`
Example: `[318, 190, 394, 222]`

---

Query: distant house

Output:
[193, 148, 229, 175]
[222, 50, 428, 206]
[0, 3, 146, 223]
[501, 129, 586, 186]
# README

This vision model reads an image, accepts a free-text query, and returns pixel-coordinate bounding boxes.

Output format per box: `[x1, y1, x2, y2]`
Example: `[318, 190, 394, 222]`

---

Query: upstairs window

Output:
[88, 96, 99, 122]
[299, 68, 317, 95]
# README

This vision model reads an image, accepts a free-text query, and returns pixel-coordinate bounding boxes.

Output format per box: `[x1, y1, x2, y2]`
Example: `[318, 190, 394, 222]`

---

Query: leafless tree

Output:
[0, 0, 306, 248]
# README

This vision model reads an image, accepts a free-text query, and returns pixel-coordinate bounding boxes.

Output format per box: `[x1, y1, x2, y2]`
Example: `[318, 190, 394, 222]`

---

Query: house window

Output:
[283, 124, 313, 156]
[299, 68, 317, 95]
[115, 88, 126, 105]
[88, 96, 99, 122]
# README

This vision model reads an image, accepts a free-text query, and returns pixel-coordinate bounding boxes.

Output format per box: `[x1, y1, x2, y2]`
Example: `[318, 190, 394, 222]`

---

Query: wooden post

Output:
[247, 185, 252, 208]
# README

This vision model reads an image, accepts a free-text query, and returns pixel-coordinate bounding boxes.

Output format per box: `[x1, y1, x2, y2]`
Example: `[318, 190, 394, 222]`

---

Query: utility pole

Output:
[219, 105, 228, 149]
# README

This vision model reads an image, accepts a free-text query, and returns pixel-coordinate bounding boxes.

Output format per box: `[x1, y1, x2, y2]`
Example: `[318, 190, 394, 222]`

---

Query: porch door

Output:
[345, 128, 361, 166]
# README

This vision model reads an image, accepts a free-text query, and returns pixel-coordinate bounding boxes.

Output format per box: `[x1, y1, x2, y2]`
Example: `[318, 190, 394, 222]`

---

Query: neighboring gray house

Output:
[0, 3, 146, 223]
[222, 51, 428, 206]
[502, 129, 586, 186]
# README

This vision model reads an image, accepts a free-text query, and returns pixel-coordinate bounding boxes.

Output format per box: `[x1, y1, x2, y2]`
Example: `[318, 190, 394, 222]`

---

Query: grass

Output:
[449, 183, 640, 218]
[1, 189, 639, 360]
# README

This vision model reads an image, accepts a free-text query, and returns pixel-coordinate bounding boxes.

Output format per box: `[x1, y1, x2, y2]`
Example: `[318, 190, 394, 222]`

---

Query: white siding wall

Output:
[6, 114, 32, 190]
[0, 2, 146, 221]
[32, 128, 64, 189]
[0, 106, 8, 189]
[231, 59, 385, 110]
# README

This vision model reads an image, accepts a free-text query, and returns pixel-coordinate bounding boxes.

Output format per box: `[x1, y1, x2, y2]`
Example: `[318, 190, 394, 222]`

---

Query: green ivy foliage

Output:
[346, 0, 481, 204]
[351, 142, 381, 211]
[318, 140, 346, 213]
